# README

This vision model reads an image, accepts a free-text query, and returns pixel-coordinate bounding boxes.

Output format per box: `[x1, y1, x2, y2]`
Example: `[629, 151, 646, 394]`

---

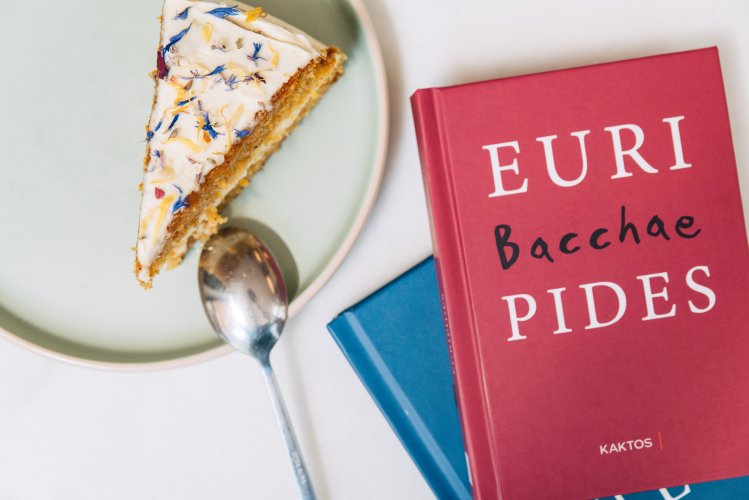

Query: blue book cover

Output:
[328, 258, 749, 499]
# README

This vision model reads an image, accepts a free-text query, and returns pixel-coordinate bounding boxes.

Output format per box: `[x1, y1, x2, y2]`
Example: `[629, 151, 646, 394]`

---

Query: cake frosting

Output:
[137, 0, 321, 283]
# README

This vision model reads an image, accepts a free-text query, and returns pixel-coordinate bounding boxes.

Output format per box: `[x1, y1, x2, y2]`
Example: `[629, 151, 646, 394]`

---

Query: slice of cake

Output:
[136, 0, 345, 288]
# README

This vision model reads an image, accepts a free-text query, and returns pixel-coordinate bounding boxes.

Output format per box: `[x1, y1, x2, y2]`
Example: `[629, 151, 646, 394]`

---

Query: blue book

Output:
[327, 258, 749, 499]
[328, 258, 472, 500]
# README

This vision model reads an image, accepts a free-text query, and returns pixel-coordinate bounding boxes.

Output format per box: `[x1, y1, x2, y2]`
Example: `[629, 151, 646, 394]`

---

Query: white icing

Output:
[137, 0, 321, 283]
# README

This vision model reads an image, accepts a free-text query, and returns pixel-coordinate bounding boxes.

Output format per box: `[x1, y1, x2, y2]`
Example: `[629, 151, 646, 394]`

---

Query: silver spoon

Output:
[198, 227, 316, 500]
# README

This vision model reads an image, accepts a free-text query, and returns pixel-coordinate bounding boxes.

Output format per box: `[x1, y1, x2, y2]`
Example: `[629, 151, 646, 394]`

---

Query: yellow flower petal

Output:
[166, 136, 202, 153]
[202, 23, 213, 43]
[244, 7, 263, 23]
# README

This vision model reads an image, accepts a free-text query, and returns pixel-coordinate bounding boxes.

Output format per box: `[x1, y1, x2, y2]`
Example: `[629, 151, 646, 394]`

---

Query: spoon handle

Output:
[260, 361, 317, 500]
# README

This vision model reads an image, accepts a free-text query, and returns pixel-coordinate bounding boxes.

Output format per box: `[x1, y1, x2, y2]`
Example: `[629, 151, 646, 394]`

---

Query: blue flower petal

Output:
[162, 25, 191, 57]
[174, 6, 191, 20]
[172, 196, 189, 213]
[205, 65, 225, 77]
[248, 42, 267, 65]
[205, 6, 240, 18]
[167, 114, 180, 131]
[201, 112, 220, 140]
[172, 185, 189, 213]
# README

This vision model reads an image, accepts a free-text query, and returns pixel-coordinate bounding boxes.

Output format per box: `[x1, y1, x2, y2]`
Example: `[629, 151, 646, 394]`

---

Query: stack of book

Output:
[330, 47, 749, 499]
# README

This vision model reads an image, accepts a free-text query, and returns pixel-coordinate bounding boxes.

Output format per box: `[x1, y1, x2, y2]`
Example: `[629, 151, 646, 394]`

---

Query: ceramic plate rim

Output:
[0, 0, 389, 371]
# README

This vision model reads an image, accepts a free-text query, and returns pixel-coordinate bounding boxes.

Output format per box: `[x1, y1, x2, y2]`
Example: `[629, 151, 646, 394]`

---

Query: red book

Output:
[411, 47, 749, 499]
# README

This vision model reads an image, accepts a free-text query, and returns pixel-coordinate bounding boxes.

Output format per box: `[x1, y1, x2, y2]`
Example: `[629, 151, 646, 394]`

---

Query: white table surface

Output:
[2, 1, 748, 498]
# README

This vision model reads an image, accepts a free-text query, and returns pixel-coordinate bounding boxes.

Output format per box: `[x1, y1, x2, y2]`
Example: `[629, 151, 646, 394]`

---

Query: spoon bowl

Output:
[199, 227, 287, 361]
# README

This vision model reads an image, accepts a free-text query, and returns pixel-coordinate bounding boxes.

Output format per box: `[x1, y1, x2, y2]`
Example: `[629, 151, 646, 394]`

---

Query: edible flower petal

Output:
[200, 112, 220, 140]
[244, 7, 263, 22]
[162, 25, 191, 57]
[248, 42, 267, 65]
[167, 114, 180, 131]
[177, 96, 197, 106]
[172, 185, 189, 213]
[205, 65, 225, 77]
[206, 6, 240, 18]
[174, 6, 191, 20]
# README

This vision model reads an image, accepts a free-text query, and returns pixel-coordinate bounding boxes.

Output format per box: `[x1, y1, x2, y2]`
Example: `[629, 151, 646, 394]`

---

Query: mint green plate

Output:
[0, 0, 387, 369]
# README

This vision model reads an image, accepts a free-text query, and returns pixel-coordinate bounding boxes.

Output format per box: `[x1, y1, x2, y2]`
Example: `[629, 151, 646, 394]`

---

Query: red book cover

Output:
[411, 47, 749, 499]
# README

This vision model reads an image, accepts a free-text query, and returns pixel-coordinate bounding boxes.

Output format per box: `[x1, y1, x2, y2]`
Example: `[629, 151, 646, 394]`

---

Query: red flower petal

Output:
[155, 187, 165, 199]
[156, 50, 168, 79]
